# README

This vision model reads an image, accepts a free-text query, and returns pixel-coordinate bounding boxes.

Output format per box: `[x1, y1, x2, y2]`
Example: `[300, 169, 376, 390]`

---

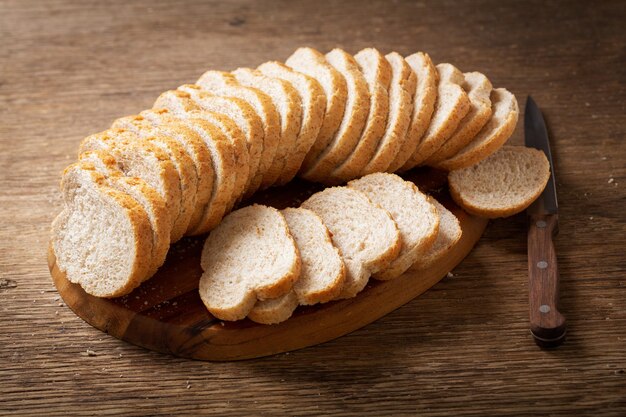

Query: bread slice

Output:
[177, 118, 237, 234]
[435, 88, 519, 171]
[129, 107, 237, 234]
[401, 63, 471, 170]
[232, 67, 302, 186]
[78, 150, 170, 277]
[330, 48, 391, 183]
[194, 73, 281, 189]
[112, 114, 214, 235]
[256, 61, 326, 184]
[154, 88, 262, 198]
[285, 47, 348, 173]
[248, 207, 346, 324]
[348, 173, 440, 280]
[184, 110, 249, 210]
[425, 71, 493, 165]
[78, 129, 182, 235]
[448, 146, 550, 218]
[125, 111, 216, 234]
[247, 291, 299, 325]
[301, 48, 370, 183]
[360, 52, 415, 175]
[387, 52, 438, 172]
[410, 200, 462, 271]
[52, 162, 153, 297]
[301, 187, 401, 298]
[199, 205, 301, 321]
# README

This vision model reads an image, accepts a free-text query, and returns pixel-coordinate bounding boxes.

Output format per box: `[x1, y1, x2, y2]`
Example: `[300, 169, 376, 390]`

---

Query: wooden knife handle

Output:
[528, 213, 566, 347]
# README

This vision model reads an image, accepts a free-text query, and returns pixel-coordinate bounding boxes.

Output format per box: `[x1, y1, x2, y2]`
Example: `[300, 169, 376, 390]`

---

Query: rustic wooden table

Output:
[1, 0, 624, 415]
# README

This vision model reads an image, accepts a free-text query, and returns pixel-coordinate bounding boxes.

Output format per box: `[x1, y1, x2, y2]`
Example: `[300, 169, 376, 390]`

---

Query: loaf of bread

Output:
[52, 46, 535, 315]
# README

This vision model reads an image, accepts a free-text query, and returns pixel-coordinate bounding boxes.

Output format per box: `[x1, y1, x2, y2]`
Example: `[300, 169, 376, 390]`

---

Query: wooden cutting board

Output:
[48, 169, 488, 361]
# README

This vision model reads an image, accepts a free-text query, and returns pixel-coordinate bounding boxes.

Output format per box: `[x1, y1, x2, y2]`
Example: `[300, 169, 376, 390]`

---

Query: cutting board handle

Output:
[528, 213, 566, 347]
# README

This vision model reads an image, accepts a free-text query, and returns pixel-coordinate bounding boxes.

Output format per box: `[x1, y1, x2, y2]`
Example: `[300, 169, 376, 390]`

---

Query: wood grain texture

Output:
[528, 213, 566, 346]
[1, 0, 625, 415]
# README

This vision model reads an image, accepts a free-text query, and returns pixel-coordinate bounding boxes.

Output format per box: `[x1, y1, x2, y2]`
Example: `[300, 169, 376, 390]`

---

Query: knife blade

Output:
[525, 96, 566, 347]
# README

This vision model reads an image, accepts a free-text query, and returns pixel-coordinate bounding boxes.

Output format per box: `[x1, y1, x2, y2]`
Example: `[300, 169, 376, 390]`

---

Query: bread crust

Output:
[330, 48, 392, 183]
[257, 61, 326, 185]
[447, 146, 549, 218]
[132, 110, 216, 234]
[361, 52, 416, 175]
[301, 48, 370, 182]
[425, 71, 493, 165]
[54, 163, 153, 297]
[401, 63, 471, 170]
[387, 52, 438, 172]
[436, 88, 519, 171]
[194, 73, 281, 190]
[199, 205, 301, 321]
[286, 47, 348, 173]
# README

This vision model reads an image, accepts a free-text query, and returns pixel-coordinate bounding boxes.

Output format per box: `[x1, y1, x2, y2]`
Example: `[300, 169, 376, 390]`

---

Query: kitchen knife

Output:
[525, 96, 566, 347]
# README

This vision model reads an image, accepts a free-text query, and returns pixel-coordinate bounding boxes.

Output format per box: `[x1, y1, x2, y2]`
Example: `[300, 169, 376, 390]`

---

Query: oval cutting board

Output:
[49, 169, 488, 361]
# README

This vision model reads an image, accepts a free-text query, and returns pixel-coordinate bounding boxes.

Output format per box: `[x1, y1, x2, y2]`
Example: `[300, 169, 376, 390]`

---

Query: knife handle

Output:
[528, 213, 566, 347]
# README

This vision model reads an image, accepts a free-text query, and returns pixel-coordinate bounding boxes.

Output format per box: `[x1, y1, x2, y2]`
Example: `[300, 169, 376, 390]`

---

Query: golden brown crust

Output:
[256, 61, 326, 185]
[361, 52, 416, 175]
[447, 146, 549, 218]
[425, 71, 493, 165]
[436, 88, 519, 171]
[193, 74, 281, 191]
[286, 47, 348, 173]
[387, 52, 438, 172]
[130, 111, 216, 235]
[183, 118, 237, 235]
[401, 63, 471, 170]
[301, 48, 370, 183]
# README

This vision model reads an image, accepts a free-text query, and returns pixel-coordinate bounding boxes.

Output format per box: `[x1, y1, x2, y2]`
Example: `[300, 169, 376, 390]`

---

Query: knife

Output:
[525, 96, 566, 347]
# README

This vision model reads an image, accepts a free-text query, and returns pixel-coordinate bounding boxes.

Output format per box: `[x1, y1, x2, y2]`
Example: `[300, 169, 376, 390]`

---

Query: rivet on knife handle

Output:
[528, 213, 566, 347]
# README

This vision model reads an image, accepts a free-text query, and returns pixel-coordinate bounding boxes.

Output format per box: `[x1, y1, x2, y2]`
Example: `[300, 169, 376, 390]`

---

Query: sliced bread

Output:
[247, 291, 300, 325]
[410, 200, 462, 271]
[285, 47, 348, 173]
[199, 205, 301, 321]
[177, 117, 237, 234]
[435, 88, 519, 171]
[425, 71, 493, 165]
[330, 47, 391, 183]
[301, 187, 401, 299]
[185, 110, 249, 209]
[127, 111, 216, 234]
[154, 88, 261, 198]
[256, 61, 326, 184]
[171, 86, 261, 197]
[301, 48, 370, 183]
[52, 162, 153, 297]
[112, 114, 215, 235]
[387, 52, 438, 172]
[194, 73, 281, 189]
[248, 207, 346, 324]
[401, 63, 471, 170]
[78, 150, 171, 278]
[78, 129, 182, 235]
[232, 67, 302, 186]
[132, 107, 238, 234]
[348, 173, 440, 280]
[360, 52, 415, 175]
[448, 146, 550, 218]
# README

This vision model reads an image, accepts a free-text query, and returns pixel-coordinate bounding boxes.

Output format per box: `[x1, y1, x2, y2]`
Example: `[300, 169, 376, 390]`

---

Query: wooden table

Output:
[1, 0, 624, 415]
